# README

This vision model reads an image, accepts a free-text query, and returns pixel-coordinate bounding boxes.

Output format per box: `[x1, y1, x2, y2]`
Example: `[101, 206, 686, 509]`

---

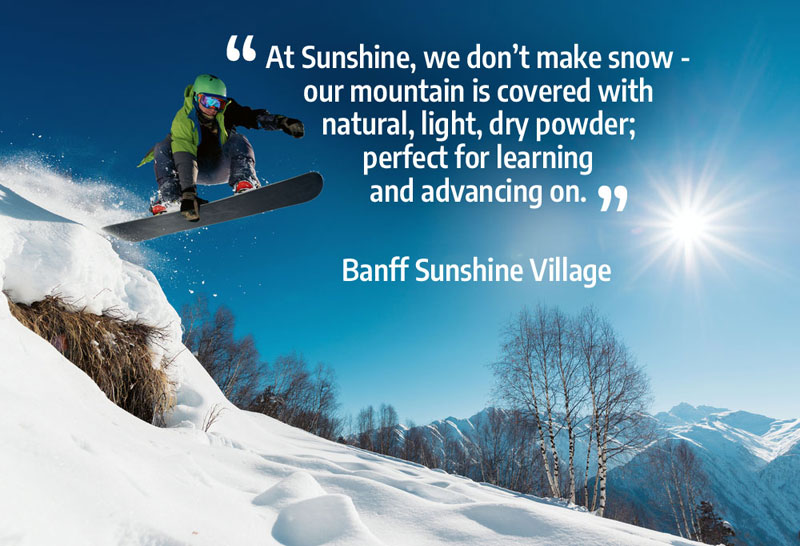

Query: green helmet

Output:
[192, 74, 227, 97]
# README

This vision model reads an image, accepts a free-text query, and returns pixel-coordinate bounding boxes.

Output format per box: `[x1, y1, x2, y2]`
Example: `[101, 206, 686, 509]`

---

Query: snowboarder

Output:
[138, 74, 304, 221]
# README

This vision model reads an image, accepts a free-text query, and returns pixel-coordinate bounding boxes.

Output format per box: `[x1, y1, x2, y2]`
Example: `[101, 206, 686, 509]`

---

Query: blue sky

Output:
[2, 1, 798, 424]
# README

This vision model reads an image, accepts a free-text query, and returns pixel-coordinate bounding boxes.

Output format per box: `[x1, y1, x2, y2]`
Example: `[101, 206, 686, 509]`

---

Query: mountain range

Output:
[398, 403, 800, 545]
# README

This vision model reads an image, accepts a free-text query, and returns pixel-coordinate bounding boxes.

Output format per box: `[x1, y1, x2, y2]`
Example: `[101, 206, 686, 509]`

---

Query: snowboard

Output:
[103, 172, 323, 242]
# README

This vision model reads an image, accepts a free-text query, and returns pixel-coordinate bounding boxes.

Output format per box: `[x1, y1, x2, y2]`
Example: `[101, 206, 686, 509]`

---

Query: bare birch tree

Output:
[530, 305, 563, 499]
[181, 296, 263, 406]
[574, 307, 598, 508]
[494, 304, 653, 514]
[492, 306, 561, 497]
[357, 405, 376, 451]
[590, 317, 654, 516]
[377, 403, 399, 455]
[647, 440, 708, 539]
[551, 308, 583, 503]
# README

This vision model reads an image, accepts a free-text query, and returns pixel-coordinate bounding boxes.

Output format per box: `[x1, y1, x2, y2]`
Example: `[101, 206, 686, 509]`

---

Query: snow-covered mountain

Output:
[0, 162, 699, 545]
[610, 403, 800, 546]
[399, 403, 800, 545]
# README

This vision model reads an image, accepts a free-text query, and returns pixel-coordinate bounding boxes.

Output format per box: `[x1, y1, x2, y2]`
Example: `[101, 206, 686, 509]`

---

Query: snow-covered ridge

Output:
[656, 404, 800, 464]
[0, 163, 699, 545]
[609, 403, 800, 546]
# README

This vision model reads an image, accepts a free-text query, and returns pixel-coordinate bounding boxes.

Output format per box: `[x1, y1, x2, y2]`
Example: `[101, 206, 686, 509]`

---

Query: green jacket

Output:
[138, 84, 230, 167]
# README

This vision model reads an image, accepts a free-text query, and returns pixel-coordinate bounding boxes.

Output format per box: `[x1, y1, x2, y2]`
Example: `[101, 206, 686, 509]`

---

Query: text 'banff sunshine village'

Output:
[343, 256, 612, 288]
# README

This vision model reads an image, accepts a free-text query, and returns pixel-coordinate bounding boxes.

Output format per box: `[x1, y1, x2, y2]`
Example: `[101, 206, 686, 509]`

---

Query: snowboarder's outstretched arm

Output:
[225, 99, 305, 138]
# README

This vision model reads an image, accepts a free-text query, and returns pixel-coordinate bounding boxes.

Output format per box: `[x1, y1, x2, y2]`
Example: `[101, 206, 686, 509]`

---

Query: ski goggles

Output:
[197, 93, 228, 110]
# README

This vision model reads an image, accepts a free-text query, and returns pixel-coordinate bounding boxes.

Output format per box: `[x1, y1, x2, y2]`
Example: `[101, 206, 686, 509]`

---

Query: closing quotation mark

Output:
[227, 35, 256, 61]
[598, 185, 628, 212]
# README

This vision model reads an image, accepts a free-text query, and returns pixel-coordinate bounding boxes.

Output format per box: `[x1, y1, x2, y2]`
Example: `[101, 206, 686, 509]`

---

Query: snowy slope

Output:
[0, 162, 699, 546]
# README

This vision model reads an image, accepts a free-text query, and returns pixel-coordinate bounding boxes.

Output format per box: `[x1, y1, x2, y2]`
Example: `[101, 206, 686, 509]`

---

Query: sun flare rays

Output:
[632, 172, 758, 284]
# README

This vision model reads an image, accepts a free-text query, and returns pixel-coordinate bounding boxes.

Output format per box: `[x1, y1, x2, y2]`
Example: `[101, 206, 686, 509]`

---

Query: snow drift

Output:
[0, 162, 699, 545]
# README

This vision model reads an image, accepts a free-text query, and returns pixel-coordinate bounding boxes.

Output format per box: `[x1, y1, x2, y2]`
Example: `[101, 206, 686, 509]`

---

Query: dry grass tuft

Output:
[7, 295, 174, 425]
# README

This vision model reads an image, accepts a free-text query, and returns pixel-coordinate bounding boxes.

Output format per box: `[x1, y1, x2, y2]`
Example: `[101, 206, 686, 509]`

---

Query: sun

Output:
[669, 209, 709, 247]
[632, 173, 755, 283]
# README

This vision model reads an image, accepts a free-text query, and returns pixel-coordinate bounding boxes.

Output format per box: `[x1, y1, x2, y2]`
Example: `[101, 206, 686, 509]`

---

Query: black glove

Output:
[255, 112, 304, 138]
[277, 116, 305, 138]
[179, 187, 208, 222]
[255, 110, 274, 130]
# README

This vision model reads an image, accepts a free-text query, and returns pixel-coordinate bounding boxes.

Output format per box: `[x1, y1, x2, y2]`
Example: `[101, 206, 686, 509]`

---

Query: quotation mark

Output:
[598, 185, 628, 212]
[227, 35, 256, 62]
